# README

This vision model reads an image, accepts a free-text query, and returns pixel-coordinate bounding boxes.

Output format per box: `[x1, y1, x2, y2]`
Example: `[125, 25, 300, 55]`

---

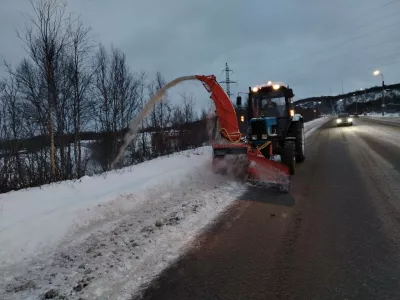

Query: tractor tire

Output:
[278, 183, 290, 193]
[293, 122, 305, 163]
[282, 141, 296, 175]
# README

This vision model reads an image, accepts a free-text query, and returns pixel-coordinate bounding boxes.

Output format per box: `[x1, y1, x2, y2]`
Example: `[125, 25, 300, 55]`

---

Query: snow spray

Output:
[111, 75, 201, 169]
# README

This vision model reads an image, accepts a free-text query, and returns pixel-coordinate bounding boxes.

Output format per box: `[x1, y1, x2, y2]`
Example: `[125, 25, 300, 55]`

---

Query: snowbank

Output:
[304, 116, 330, 137]
[360, 112, 400, 126]
[0, 163, 246, 300]
[364, 112, 400, 118]
[0, 147, 211, 267]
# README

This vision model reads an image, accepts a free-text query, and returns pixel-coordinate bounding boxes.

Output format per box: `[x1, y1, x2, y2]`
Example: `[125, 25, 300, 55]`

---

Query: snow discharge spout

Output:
[111, 75, 198, 169]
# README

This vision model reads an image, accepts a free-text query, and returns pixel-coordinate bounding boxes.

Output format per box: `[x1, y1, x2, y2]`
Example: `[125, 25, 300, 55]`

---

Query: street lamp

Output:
[373, 70, 385, 116]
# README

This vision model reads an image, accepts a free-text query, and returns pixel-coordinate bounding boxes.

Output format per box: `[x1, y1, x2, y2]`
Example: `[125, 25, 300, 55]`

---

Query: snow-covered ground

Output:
[304, 116, 330, 136]
[360, 112, 400, 126]
[0, 117, 329, 300]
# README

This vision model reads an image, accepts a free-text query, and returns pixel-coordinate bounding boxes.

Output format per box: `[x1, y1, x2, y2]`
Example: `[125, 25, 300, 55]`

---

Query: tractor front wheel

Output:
[282, 141, 296, 175]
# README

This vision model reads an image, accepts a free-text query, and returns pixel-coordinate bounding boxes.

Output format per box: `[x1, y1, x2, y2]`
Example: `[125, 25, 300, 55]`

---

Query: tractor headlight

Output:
[348, 118, 353, 122]
[252, 135, 257, 140]
[336, 119, 342, 123]
[261, 134, 267, 139]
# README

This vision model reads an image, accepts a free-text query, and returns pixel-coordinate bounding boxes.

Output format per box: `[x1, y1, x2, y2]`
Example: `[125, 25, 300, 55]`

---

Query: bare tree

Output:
[171, 92, 197, 127]
[92, 44, 140, 170]
[137, 71, 149, 161]
[2, 73, 24, 181]
[0, 79, 10, 192]
[147, 71, 172, 131]
[181, 92, 197, 123]
[17, 0, 73, 179]
[66, 19, 94, 177]
[0, 80, 6, 141]
[147, 72, 173, 156]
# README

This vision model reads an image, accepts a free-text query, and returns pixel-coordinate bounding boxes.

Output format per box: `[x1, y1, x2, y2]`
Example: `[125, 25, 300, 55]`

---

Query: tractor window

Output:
[254, 96, 286, 118]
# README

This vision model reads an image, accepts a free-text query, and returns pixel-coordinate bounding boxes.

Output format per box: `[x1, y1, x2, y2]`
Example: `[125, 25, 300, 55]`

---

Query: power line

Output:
[251, 1, 400, 95]
[363, 35, 400, 51]
[273, 18, 400, 80]
[297, 19, 400, 66]
[335, 11, 400, 43]
[339, 20, 400, 46]
[347, 0, 400, 21]
[335, 2, 400, 38]
[281, 1, 400, 66]
[308, 31, 400, 67]
[343, 55, 400, 77]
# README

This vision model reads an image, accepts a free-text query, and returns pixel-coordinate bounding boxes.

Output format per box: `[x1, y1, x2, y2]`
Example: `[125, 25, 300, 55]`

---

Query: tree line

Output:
[0, 0, 210, 193]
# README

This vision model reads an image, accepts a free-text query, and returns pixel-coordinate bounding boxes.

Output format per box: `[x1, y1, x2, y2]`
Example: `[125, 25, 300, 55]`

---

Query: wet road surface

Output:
[134, 118, 400, 300]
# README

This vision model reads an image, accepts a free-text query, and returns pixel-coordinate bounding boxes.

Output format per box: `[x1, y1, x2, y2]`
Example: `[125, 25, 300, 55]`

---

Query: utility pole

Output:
[220, 62, 237, 98]
[373, 70, 385, 116]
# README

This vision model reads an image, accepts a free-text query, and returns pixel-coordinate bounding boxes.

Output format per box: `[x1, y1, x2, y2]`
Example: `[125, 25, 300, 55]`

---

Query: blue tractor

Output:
[236, 82, 305, 175]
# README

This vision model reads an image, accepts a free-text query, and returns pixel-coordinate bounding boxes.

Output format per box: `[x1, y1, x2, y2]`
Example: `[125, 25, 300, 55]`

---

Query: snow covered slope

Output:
[0, 117, 329, 300]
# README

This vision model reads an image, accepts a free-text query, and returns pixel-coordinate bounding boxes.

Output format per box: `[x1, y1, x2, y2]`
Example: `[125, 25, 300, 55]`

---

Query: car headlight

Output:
[336, 119, 342, 123]
[348, 118, 353, 122]
[261, 134, 267, 139]
[252, 135, 257, 140]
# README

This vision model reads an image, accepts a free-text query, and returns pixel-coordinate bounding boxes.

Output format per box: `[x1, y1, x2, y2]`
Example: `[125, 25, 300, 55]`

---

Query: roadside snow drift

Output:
[361, 112, 400, 126]
[0, 147, 212, 267]
[304, 116, 330, 137]
[0, 117, 329, 300]
[0, 147, 247, 300]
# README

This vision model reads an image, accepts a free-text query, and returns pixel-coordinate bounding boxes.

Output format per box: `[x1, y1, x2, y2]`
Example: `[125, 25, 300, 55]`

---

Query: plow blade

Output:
[246, 150, 291, 192]
[212, 144, 291, 192]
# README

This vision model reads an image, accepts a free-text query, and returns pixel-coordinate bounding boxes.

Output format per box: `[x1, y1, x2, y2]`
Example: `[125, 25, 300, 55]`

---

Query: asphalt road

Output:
[134, 117, 400, 300]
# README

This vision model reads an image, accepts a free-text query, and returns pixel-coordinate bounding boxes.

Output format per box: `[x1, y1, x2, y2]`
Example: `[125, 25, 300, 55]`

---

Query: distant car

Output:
[336, 113, 353, 126]
[352, 113, 360, 118]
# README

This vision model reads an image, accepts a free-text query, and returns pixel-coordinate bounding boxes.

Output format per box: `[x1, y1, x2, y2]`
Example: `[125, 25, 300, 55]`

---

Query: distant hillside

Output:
[295, 83, 400, 114]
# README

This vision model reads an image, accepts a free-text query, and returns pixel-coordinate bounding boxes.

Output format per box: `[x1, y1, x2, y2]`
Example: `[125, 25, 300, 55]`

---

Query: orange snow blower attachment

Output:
[195, 75, 292, 192]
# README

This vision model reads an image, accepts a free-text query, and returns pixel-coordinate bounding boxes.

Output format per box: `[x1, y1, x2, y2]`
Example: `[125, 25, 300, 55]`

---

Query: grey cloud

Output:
[1, 0, 399, 102]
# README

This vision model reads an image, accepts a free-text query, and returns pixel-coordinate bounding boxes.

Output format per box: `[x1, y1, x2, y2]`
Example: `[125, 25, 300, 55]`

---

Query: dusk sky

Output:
[1, 0, 399, 107]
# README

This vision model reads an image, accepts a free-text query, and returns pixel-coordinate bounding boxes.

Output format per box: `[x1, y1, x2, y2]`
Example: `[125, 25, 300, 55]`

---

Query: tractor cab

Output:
[250, 82, 294, 119]
[236, 81, 305, 174]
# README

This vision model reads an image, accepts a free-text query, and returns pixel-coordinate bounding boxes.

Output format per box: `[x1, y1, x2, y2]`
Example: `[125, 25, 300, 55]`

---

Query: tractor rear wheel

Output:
[282, 141, 296, 175]
[294, 122, 305, 163]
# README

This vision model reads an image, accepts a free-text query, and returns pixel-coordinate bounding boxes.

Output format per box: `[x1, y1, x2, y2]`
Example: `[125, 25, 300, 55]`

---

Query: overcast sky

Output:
[1, 0, 400, 107]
